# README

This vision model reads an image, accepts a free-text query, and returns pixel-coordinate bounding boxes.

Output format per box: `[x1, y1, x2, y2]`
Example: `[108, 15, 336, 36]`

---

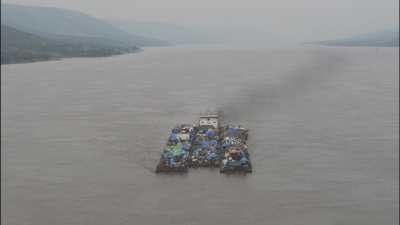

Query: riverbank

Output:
[1, 47, 142, 65]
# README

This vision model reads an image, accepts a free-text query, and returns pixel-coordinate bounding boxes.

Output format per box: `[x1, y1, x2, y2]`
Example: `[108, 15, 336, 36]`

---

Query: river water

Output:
[1, 46, 398, 225]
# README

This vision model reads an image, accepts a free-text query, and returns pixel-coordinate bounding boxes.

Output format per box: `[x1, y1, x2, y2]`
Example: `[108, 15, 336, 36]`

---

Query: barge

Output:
[220, 125, 252, 173]
[188, 113, 221, 168]
[155, 124, 194, 173]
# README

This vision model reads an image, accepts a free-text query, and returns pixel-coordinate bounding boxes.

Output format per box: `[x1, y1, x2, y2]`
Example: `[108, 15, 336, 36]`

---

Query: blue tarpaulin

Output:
[207, 152, 218, 160]
[240, 157, 248, 165]
[228, 128, 239, 134]
[182, 143, 190, 151]
[169, 133, 178, 141]
[206, 130, 215, 137]
[201, 141, 209, 147]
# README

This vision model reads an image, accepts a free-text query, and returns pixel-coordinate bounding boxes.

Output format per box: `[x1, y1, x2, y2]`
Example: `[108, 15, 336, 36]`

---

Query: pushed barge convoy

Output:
[155, 113, 252, 173]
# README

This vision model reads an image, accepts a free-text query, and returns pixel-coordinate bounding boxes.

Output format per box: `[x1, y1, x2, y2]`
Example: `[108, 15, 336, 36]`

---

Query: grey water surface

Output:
[2, 46, 398, 225]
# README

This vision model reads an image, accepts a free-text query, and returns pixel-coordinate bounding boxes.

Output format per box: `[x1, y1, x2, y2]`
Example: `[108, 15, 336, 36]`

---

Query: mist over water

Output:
[2, 46, 398, 225]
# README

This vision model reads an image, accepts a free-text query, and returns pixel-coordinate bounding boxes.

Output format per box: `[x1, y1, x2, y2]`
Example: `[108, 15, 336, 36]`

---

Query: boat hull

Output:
[155, 163, 188, 173]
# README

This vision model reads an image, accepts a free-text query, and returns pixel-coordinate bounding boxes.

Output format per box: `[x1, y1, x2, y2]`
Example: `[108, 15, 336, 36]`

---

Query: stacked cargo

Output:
[155, 113, 252, 174]
[188, 125, 220, 167]
[220, 125, 252, 173]
[155, 124, 194, 173]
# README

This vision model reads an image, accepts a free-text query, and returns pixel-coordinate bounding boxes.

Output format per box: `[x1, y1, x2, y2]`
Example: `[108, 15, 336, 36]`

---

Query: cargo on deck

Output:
[188, 125, 221, 167]
[155, 113, 252, 174]
[220, 125, 252, 173]
[187, 113, 221, 168]
[155, 124, 194, 173]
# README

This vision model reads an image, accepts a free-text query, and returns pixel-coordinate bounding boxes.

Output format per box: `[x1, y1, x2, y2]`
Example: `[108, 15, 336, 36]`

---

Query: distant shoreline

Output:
[1, 48, 143, 65]
[307, 43, 399, 48]
[303, 43, 399, 48]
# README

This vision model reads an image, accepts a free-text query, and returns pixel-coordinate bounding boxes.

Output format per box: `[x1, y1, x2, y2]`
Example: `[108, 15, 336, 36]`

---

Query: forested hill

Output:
[1, 24, 139, 64]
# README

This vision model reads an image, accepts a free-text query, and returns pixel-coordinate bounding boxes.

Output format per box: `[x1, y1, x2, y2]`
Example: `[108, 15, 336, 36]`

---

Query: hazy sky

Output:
[3, 0, 399, 43]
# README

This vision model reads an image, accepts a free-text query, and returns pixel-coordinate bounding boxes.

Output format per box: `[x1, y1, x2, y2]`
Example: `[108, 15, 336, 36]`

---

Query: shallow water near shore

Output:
[2, 46, 398, 225]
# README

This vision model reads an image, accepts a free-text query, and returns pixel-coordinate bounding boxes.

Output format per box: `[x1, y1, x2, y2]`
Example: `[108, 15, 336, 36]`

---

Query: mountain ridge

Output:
[1, 4, 169, 47]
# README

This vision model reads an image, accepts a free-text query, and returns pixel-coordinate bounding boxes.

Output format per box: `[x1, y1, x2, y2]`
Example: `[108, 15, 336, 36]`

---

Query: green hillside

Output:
[1, 24, 139, 64]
